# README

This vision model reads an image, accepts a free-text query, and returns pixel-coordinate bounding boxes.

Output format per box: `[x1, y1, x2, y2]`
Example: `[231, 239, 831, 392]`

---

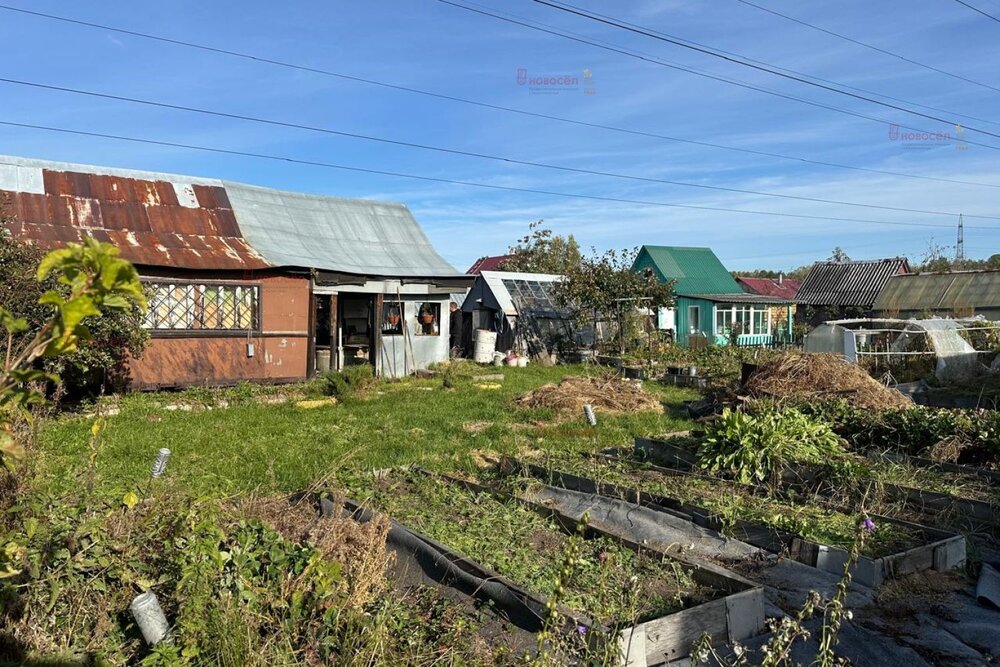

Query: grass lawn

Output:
[35, 364, 698, 501]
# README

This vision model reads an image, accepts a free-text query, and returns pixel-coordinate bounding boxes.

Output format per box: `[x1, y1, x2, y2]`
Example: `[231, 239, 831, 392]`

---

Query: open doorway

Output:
[338, 294, 375, 368]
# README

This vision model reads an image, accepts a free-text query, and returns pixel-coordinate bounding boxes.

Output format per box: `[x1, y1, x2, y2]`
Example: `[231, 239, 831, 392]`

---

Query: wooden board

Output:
[529, 450, 966, 590]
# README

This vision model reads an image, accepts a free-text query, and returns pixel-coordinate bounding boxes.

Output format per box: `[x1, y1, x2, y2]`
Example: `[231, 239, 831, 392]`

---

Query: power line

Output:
[5, 76, 999, 222]
[953, 0, 1000, 23]
[0, 4, 995, 190]
[3, 118, 995, 232]
[732, 0, 1000, 96]
[438, 0, 1000, 153]
[528, 0, 1000, 138]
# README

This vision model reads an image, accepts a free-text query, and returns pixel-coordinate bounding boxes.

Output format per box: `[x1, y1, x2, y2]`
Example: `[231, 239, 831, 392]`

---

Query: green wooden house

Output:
[633, 246, 794, 347]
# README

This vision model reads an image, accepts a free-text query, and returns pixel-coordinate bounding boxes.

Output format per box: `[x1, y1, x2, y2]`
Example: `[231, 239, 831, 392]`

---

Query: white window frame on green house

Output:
[714, 303, 771, 337]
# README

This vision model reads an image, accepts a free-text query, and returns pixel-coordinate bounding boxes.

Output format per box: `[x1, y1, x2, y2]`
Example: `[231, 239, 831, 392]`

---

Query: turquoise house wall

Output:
[675, 296, 716, 345]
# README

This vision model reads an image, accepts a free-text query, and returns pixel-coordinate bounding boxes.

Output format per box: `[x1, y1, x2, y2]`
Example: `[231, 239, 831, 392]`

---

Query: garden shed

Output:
[633, 245, 793, 346]
[873, 270, 1000, 320]
[796, 258, 909, 325]
[0, 154, 470, 387]
[462, 270, 582, 359]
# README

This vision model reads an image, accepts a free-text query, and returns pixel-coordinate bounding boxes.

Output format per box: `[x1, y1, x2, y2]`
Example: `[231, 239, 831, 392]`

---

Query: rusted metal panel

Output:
[1, 166, 272, 271]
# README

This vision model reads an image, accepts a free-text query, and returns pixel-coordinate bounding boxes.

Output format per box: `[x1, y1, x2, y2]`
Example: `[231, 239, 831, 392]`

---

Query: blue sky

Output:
[1, 0, 998, 272]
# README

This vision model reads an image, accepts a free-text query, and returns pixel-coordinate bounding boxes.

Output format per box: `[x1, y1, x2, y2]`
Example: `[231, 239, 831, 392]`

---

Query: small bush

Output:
[698, 407, 846, 487]
[801, 400, 1000, 465]
[322, 365, 376, 399]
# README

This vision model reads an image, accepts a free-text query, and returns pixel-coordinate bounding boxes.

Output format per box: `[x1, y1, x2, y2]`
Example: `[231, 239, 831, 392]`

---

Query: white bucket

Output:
[473, 329, 498, 364]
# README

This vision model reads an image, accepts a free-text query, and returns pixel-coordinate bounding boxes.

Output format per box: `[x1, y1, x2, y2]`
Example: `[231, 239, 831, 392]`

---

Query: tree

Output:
[555, 247, 674, 356]
[501, 220, 582, 275]
[828, 247, 851, 262]
[0, 228, 148, 397]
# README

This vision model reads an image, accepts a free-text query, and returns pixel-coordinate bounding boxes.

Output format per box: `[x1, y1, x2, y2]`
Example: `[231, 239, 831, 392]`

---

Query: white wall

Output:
[378, 296, 452, 378]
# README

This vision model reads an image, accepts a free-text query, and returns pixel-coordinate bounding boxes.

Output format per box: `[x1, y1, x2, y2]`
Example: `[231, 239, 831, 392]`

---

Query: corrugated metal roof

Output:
[873, 270, 1000, 312]
[797, 258, 909, 307]
[466, 254, 511, 274]
[0, 154, 460, 278]
[224, 182, 458, 277]
[633, 246, 742, 295]
[737, 276, 801, 300]
[678, 292, 794, 304]
[0, 155, 269, 271]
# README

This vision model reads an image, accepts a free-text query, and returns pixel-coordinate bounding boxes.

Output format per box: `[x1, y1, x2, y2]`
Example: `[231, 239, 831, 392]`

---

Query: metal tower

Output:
[956, 214, 965, 261]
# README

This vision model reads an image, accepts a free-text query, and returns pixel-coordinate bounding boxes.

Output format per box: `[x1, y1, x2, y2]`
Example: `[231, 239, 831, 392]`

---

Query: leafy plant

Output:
[322, 364, 376, 400]
[1, 237, 146, 468]
[0, 228, 148, 398]
[697, 408, 845, 487]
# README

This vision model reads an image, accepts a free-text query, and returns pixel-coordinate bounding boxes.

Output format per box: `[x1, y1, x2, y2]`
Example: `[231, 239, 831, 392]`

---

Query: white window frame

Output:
[713, 304, 772, 339]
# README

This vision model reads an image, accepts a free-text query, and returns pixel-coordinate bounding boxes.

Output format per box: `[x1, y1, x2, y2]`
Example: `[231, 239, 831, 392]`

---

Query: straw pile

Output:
[516, 374, 662, 415]
[743, 352, 910, 410]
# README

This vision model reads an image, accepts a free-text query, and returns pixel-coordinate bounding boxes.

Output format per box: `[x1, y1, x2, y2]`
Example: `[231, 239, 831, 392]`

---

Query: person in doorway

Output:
[449, 301, 465, 357]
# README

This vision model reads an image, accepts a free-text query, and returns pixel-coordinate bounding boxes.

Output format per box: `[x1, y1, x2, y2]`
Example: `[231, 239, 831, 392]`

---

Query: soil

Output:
[527, 528, 565, 556]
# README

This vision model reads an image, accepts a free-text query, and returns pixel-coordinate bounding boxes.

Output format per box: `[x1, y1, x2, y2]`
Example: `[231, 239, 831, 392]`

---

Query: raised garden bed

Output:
[354, 469, 764, 665]
[511, 451, 966, 590]
[637, 434, 1000, 533]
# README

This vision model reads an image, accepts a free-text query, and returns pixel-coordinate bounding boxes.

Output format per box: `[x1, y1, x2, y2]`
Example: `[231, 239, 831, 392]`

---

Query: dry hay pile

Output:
[516, 374, 662, 415]
[743, 352, 909, 410]
[241, 495, 392, 609]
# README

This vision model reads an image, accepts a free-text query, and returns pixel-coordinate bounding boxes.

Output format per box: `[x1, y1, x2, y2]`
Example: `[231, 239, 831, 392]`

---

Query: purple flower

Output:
[862, 517, 876, 533]
[576, 625, 588, 635]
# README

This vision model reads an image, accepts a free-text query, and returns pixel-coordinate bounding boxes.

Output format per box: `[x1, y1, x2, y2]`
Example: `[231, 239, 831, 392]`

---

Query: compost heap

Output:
[743, 352, 910, 410]
[517, 374, 662, 414]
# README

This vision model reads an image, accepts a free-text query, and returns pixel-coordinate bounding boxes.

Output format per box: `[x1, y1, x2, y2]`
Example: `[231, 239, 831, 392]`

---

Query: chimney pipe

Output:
[778, 272, 784, 285]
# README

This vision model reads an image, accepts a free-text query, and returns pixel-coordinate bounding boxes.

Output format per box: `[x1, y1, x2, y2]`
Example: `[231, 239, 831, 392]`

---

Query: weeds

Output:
[692, 522, 870, 667]
[322, 365, 376, 400]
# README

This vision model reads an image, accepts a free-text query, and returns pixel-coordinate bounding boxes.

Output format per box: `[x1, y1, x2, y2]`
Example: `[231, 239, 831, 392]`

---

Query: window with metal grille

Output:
[143, 282, 259, 331]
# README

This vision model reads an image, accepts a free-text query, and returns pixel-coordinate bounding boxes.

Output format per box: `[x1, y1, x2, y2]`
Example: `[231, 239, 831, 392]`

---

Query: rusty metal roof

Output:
[0, 156, 270, 271]
[0, 155, 460, 278]
[797, 258, 910, 307]
[873, 270, 1000, 312]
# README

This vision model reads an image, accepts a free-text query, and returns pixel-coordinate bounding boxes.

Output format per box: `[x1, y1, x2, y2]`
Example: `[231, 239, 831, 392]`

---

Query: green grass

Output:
[355, 470, 713, 623]
[34, 364, 697, 501]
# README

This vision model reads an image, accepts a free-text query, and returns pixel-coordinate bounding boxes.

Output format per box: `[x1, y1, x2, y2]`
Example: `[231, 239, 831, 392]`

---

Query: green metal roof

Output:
[634, 246, 742, 295]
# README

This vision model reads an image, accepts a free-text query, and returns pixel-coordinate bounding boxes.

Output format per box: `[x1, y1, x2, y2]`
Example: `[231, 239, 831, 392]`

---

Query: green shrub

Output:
[801, 400, 1000, 464]
[698, 407, 846, 487]
[0, 228, 148, 398]
[322, 365, 375, 399]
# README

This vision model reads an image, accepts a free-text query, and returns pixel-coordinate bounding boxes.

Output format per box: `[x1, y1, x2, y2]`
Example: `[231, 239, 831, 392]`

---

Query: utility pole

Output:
[956, 214, 965, 261]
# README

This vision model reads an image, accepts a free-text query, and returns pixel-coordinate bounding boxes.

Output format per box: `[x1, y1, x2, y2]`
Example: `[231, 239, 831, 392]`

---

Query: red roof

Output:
[737, 276, 801, 300]
[1, 165, 271, 271]
[466, 254, 511, 275]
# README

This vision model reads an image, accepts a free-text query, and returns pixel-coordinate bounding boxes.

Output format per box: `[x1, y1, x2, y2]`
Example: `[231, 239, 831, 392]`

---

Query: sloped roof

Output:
[678, 292, 793, 304]
[737, 276, 801, 300]
[463, 270, 562, 317]
[0, 154, 459, 278]
[873, 270, 1000, 312]
[634, 246, 742, 295]
[797, 258, 909, 307]
[466, 254, 512, 274]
